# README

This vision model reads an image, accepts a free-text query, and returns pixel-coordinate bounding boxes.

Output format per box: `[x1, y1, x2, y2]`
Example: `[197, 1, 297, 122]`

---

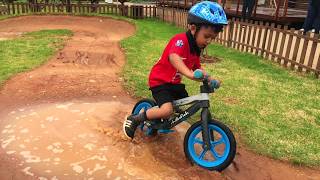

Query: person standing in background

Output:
[302, 0, 320, 34]
[242, 0, 256, 19]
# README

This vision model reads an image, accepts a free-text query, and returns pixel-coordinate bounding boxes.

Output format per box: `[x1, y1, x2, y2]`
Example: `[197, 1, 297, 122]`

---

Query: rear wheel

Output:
[131, 99, 158, 136]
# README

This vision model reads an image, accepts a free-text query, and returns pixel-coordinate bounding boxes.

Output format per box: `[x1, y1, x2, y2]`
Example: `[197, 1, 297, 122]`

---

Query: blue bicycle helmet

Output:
[188, 1, 228, 26]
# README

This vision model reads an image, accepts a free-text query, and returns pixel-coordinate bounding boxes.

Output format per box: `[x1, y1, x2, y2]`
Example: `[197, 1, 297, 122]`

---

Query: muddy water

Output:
[0, 101, 222, 180]
[0, 101, 132, 179]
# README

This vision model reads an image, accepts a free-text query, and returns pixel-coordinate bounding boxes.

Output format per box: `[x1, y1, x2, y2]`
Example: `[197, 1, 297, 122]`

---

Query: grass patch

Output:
[0, 29, 72, 85]
[0, 15, 13, 20]
[121, 19, 320, 167]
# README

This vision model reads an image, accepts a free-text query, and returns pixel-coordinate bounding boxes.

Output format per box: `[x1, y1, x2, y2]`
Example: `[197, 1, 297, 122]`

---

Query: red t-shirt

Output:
[148, 33, 201, 88]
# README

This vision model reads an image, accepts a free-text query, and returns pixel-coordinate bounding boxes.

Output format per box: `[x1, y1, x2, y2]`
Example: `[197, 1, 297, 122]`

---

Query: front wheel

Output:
[183, 119, 236, 171]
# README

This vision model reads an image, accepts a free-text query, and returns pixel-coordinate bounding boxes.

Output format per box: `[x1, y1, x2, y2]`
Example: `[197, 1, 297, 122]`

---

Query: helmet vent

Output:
[209, 8, 215, 15]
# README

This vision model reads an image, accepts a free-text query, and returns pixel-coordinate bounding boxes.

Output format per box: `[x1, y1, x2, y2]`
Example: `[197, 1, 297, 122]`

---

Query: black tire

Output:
[131, 98, 158, 136]
[183, 119, 236, 172]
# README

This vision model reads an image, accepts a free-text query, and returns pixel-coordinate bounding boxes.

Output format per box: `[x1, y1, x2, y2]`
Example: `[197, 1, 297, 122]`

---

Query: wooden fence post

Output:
[316, 52, 320, 78]
[266, 23, 275, 59]
[306, 34, 319, 73]
[234, 18, 239, 48]
[7, 3, 11, 15]
[291, 30, 303, 70]
[246, 20, 253, 52]
[228, 20, 234, 48]
[12, 3, 15, 14]
[283, 28, 295, 67]
[261, 22, 269, 58]
[251, 21, 258, 53]
[255, 21, 263, 56]
[298, 32, 311, 72]
[277, 25, 288, 64]
[271, 25, 282, 61]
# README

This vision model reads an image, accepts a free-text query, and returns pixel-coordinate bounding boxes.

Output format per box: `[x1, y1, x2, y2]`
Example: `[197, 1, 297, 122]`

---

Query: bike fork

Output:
[201, 108, 212, 151]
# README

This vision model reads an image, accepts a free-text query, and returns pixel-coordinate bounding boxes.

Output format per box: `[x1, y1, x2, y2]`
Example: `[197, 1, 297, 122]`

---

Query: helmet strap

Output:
[186, 30, 201, 56]
[192, 24, 201, 40]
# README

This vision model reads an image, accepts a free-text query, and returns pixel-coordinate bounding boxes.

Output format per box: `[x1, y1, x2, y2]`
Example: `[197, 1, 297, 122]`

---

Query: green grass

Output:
[121, 19, 320, 167]
[0, 29, 72, 85]
[0, 15, 12, 20]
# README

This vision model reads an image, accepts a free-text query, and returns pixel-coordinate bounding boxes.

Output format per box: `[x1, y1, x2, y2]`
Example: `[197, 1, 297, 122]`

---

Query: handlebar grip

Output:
[193, 69, 204, 79]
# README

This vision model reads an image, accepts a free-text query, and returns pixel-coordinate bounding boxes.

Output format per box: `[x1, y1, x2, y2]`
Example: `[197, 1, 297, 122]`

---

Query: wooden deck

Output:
[158, 1, 307, 25]
[225, 4, 307, 23]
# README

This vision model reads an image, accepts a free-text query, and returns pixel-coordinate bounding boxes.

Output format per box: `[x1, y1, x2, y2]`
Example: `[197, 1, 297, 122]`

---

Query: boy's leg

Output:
[123, 111, 148, 139]
[123, 103, 174, 139]
[148, 84, 175, 120]
[145, 102, 173, 120]
[171, 84, 189, 100]
[123, 85, 174, 139]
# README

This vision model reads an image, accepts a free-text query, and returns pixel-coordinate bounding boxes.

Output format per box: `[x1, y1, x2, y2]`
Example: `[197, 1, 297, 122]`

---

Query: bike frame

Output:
[169, 93, 210, 127]
[169, 93, 213, 151]
[148, 78, 215, 151]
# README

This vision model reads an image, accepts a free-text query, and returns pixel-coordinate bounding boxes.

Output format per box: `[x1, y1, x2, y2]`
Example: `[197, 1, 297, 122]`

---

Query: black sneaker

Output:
[123, 114, 143, 139]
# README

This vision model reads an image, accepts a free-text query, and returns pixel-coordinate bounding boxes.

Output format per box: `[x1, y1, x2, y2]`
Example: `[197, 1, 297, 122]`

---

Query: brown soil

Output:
[200, 55, 222, 64]
[0, 15, 319, 180]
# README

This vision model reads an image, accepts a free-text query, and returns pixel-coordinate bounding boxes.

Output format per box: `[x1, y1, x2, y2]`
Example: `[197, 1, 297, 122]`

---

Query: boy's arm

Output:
[169, 53, 214, 82]
[169, 53, 195, 80]
[169, 53, 222, 85]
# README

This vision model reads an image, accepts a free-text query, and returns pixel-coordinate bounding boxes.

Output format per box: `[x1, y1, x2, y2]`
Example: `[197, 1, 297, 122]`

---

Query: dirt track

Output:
[0, 16, 319, 180]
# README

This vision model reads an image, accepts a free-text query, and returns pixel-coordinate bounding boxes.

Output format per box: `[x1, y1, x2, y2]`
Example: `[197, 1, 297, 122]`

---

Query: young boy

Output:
[124, 1, 228, 139]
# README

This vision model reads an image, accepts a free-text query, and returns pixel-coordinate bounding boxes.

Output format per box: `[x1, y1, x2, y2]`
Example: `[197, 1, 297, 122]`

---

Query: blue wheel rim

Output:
[133, 102, 153, 115]
[133, 102, 154, 135]
[188, 124, 230, 168]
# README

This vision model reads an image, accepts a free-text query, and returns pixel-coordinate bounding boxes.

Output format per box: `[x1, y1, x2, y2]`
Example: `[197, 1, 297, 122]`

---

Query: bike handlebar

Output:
[193, 69, 220, 90]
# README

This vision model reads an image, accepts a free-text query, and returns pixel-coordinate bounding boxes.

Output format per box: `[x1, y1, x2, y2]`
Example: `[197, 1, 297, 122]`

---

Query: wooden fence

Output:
[157, 7, 320, 78]
[0, 3, 157, 19]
